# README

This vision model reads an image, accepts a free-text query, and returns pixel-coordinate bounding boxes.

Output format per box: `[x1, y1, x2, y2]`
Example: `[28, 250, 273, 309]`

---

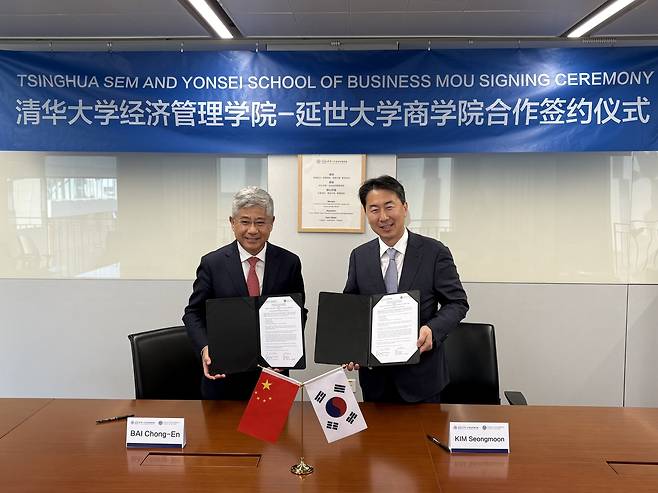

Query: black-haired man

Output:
[344, 175, 468, 403]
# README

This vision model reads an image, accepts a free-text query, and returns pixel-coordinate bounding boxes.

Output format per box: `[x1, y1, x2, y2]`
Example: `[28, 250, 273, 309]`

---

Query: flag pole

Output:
[290, 384, 314, 476]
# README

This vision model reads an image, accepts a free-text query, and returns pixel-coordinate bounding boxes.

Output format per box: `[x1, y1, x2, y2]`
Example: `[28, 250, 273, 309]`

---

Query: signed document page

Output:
[371, 293, 419, 364]
[259, 296, 303, 368]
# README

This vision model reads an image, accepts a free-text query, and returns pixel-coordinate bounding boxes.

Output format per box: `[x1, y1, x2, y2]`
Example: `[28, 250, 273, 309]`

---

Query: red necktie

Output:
[246, 257, 260, 296]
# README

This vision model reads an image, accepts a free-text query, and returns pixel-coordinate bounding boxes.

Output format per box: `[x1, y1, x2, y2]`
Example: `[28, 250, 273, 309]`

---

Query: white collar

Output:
[237, 241, 267, 263]
[378, 228, 408, 257]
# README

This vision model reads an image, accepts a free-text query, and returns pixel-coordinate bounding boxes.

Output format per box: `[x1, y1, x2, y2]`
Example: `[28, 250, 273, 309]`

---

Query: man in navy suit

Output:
[183, 186, 305, 400]
[344, 175, 468, 403]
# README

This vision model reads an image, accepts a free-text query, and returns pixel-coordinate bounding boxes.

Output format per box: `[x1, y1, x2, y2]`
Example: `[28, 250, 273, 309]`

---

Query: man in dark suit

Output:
[183, 186, 305, 400]
[344, 175, 468, 403]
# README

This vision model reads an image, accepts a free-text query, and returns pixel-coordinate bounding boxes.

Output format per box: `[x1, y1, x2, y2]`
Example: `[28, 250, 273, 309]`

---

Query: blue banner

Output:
[1, 48, 657, 153]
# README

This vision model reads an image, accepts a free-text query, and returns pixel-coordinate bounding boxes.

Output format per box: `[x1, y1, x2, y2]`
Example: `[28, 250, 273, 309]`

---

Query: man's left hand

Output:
[417, 325, 433, 353]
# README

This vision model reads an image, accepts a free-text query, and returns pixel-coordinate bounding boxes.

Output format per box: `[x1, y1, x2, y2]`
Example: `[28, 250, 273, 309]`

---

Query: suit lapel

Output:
[225, 241, 249, 296]
[399, 231, 423, 292]
[262, 243, 280, 295]
[366, 239, 387, 293]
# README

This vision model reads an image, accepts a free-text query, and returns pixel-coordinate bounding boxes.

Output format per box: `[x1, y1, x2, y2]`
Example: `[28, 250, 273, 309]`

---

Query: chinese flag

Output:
[238, 368, 301, 443]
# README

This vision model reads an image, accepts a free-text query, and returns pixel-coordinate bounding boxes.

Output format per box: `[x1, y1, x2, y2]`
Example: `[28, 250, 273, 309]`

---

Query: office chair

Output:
[441, 322, 526, 405]
[128, 325, 202, 400]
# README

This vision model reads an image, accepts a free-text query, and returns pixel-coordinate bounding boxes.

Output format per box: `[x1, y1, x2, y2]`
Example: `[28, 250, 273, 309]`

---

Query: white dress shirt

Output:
[236, 241, 267, 292]
[378, 228, 408, 283]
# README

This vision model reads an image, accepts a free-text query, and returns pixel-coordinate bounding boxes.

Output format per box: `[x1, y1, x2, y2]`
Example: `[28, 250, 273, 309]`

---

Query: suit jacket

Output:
[344, 230, 468, 402]
[183, 240, 305, 399]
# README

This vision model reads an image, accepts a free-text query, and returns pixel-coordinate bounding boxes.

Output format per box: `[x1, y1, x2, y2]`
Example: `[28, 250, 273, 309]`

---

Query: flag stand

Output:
[290, 386, 314, 476]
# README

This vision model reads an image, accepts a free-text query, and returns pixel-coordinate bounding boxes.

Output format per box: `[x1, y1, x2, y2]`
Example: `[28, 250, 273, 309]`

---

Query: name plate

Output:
[449, 422, 509, 453]
[125, 417, 186, 448]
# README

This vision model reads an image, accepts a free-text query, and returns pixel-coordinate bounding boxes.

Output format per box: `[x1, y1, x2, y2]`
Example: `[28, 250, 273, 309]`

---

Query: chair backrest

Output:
[128, 326, 202, 400]
[440, 322, 501, 405]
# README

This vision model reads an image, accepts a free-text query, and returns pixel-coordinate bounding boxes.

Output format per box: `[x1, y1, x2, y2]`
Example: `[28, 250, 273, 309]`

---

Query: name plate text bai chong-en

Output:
[125, 417, 186, 448]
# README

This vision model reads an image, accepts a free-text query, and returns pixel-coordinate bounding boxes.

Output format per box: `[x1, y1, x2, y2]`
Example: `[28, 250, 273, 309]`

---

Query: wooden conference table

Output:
[1, 398, 657, 492]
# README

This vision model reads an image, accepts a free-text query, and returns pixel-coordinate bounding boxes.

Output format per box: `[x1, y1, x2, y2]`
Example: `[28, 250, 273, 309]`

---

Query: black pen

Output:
[96, 413, 134, 424]
[426, 434, 451, 453]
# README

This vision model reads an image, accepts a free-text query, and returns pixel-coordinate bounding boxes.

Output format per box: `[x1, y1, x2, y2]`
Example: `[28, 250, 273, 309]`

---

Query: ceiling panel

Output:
[0, 0, 654, 43]
[597, 1, 658, 36]
[222, 0, 613, 38]
[409, 0, 602, 13]
[218, 0, 292, 14]
[347, 11, 603, 37]
[349, 0, 411, 12]
[288, 0, 350, 13]
[0, 0, 209, 38]
[232, 13, 300, 38]
[406, 0, 472, 10]
[0, 14, 209, 38]
[291, 13, 353, 37]
[0, 0, 189, 15]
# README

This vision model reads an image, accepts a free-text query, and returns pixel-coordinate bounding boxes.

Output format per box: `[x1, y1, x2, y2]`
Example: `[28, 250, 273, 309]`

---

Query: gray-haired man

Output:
[183, 186, 306, 399]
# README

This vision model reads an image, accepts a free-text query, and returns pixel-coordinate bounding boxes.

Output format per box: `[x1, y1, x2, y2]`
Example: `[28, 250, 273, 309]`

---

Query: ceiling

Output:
[0, 0, 657, 49]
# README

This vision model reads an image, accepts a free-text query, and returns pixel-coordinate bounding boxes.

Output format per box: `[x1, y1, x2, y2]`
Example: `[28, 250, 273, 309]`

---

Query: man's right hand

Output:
[201, 345, 226, 380]
[343, 362, 360, 371]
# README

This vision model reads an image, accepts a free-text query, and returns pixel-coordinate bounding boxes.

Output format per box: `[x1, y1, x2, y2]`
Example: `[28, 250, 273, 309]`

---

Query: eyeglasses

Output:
[235, 219, 271, 229]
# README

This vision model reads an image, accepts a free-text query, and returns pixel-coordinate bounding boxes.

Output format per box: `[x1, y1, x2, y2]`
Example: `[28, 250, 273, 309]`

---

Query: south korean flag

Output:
[304, 367, 367, 443]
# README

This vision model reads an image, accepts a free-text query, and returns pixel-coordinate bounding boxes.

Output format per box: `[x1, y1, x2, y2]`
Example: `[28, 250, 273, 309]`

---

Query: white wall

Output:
[625, 284, 658, 407]
[465, 283, 627, 406]
[0, 279, 188, 398]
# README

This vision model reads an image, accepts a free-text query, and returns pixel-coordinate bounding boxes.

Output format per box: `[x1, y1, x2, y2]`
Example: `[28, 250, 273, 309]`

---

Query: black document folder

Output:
[206, 293, 305, 375]
[315, 291, 421, 367]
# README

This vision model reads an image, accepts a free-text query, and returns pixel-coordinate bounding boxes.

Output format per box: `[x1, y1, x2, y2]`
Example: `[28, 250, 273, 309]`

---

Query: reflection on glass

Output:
[397, 157, 452, 237]
[0, 152, 266, 279]
[43, 156, 118, 278]
[10, 177, 46, 273]
[397, 153, 653, 283]
[628, 152, 658, 283]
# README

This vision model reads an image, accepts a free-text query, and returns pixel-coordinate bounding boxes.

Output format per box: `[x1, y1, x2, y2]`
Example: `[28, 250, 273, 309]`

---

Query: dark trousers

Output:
[362, 371, 441, 403]
[200, 368, 291, 400]
[200, 370, 260, 400]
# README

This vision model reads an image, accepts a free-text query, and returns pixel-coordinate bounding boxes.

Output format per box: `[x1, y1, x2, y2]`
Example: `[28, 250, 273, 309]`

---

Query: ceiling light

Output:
[186, 0, 233, 39]
[566, 0, 640, 38]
